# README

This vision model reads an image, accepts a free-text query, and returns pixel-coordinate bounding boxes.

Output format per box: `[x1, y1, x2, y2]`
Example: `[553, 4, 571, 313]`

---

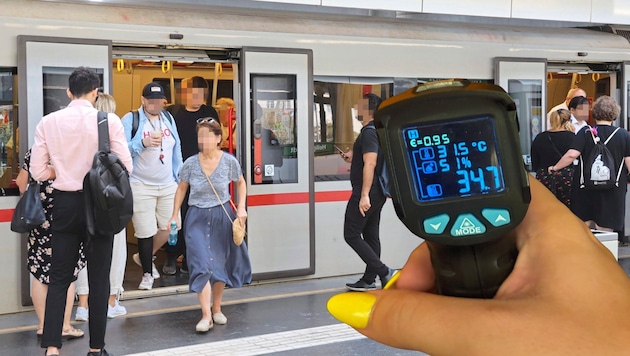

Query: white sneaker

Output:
[138, 272, 154, 290]
[107, 300, 128, 319]
[132, 253, 160, 279]
[75, 306, 89, 321]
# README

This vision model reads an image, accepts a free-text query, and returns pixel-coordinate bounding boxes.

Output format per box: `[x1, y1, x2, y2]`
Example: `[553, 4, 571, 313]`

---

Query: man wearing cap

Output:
[121, 82, 183, 291]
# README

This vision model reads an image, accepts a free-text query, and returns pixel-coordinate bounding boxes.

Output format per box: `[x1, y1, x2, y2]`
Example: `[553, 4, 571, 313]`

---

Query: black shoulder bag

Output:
[10, 173, 45, 233]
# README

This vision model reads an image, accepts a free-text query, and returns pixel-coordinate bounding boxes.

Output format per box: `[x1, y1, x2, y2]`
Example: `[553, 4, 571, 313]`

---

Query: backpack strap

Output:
[97, 111, 111, 153]
[605, 127, 623, 186]
[131, 110, 139, 138]
[603, 127, 621, 145]
[161, 110, 173, 126]
[132, 110, 172, 138]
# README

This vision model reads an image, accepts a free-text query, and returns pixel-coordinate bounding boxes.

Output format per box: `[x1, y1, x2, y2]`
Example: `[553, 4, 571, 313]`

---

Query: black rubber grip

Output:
[426, 235, 517, 298]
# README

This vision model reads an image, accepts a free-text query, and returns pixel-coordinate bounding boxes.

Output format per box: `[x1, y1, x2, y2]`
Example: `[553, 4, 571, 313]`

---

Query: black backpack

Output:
[83, 112, 133, 236]
[580, 127, 623, 190]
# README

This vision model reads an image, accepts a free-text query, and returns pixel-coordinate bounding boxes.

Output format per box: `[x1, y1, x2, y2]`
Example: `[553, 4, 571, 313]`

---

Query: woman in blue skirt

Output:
[170, 117, 251, 333]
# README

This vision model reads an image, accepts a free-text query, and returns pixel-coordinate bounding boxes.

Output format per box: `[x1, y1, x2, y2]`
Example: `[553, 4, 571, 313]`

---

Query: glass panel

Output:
[312, 80, 394, 181]
[251, 74, 297, 184]
[0, 68, 19, 195]
[312, 78, 493, 182]
[507, 79, 542, 171]
[43, 67, 104, 115]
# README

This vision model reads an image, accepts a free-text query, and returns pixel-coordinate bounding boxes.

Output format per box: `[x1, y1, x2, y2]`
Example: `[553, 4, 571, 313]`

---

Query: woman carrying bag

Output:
[530, 109, 575, 207]
[169, 117, 251, 333]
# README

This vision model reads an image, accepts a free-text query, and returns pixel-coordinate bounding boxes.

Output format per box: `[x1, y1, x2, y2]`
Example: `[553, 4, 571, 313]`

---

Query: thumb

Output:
[327, 290, 512, 354]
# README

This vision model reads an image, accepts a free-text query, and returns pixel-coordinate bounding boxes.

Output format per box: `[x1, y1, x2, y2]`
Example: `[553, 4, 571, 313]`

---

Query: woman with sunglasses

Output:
[169, 117, 251, 333]
[530, 108, 575, 207]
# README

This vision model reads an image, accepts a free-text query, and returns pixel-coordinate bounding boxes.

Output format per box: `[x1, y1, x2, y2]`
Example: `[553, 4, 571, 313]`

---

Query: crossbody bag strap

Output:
[546, 134, 564, 161]
[203, 167, 237, 223]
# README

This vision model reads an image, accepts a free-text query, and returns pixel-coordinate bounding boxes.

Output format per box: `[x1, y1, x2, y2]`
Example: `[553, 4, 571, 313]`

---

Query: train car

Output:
[2, 0, 630, 315]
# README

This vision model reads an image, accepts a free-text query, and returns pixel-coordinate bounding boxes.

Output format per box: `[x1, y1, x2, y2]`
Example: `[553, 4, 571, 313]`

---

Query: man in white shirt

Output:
[546, 87, 587, 129]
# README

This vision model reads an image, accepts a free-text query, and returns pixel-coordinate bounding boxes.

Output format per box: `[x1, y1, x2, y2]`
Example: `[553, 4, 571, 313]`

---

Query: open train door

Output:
[17, 36, 111, 305]
[240, 48, 314, 279]
[495, 57, 547, 171]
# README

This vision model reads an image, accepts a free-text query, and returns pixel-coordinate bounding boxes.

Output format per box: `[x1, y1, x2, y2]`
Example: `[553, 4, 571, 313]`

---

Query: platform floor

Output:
[0, 275, 422, 356]
[1, 245, 629, 356]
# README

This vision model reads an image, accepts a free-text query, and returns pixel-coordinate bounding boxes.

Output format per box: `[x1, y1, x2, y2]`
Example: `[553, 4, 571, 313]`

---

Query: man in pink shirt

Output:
[31, 67, 132, 356]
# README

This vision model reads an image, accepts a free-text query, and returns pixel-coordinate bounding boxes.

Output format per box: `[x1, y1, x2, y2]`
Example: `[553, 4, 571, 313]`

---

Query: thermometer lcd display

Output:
[402, 116, 505, 202]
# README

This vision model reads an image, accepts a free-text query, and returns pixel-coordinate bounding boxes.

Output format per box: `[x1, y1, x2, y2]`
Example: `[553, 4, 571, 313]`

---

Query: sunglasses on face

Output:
[196, 117, 218, 124]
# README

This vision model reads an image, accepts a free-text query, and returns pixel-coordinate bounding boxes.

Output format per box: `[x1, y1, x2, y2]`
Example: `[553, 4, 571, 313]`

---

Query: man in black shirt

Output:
[164, 76, 219, 274]
[339, 93, 395, 291]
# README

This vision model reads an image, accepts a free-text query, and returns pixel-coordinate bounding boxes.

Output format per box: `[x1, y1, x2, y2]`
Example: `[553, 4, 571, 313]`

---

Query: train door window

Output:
[312, 78, 393, 181]
[507, 79, 542, 171]
[0, 68, 18, 195]
[251, 74, 297, 184]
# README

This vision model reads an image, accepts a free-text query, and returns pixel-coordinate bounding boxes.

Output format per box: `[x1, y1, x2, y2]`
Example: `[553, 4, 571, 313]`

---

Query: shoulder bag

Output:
[11, 173, 45, 233]
[204, 172, 246, 246]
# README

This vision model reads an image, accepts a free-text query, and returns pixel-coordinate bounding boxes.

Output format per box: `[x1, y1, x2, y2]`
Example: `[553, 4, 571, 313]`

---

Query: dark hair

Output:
[68, 67, 100, 97]
[182, 76, 208, 90]
[568, 95, 589, 110]
[363, 93, 382, 112]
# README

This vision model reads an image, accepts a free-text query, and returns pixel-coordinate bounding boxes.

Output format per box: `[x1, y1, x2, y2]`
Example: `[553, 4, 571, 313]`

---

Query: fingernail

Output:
[383, 270, 400, 290]
[326, 292, 376, 329]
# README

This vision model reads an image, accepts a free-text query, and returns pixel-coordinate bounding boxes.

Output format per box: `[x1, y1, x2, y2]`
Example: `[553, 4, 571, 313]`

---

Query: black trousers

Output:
[343, 191, 388, 284]
[165, 189, 189, 261]
[41, 191, 113, 350]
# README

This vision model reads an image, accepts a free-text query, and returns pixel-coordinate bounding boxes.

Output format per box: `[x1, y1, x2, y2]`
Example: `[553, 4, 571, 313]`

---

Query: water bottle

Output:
[168, 221, 178, 246]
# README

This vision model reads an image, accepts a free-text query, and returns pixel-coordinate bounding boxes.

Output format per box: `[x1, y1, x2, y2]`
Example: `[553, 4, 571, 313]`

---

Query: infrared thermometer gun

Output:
[374, 80, 530, 298]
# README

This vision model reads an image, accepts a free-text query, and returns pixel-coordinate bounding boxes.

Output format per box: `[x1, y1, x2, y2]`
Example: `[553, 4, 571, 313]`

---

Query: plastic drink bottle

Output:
[168, 221, 178, 246]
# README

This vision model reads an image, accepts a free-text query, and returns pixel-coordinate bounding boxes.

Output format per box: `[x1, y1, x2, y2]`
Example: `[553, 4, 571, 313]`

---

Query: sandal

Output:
[61, 327, 84, 341]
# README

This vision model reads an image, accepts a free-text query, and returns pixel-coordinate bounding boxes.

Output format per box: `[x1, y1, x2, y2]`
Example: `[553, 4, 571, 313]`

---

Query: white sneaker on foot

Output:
[138, 272, 154, 290]
[132, 253, 160, 279]
[75, 306, 89, 322]
[107, 300, 128, 318]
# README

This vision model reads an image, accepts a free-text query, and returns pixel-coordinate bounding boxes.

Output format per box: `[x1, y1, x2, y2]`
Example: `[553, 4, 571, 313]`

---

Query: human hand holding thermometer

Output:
[374, 80, 530, 298]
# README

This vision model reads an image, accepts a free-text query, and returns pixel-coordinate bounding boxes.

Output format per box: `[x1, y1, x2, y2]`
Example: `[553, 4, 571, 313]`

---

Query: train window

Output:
[43, 67, 104, 115]
[507, 79, 542, 171]
[0, 68, 19, 195]
[251, 74, 297, 184]
[313, 79, 393, 182]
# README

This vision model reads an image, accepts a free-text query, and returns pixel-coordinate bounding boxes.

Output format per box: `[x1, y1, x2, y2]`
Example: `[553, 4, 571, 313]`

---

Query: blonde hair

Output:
[216, 97, 235, 110]
[549, 108, 574, 132]
[95, 93, 116, 113]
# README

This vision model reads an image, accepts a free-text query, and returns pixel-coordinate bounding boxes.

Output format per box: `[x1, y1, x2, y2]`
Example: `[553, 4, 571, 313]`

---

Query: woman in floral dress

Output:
[17, 149, 86, 339]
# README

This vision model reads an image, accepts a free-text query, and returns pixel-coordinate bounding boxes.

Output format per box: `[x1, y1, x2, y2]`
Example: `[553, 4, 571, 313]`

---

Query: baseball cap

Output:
[142, 82, 166, 99]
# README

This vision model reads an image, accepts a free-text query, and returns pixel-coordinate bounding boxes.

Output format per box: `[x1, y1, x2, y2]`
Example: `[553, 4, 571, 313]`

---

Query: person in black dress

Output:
[530, 109, 575, 207]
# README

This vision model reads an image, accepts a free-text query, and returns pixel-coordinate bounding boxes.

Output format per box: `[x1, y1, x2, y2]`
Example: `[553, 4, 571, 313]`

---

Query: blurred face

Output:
[142, 97, 165, 116]
[182, 85, 206, 109]
[356, 98, 373, 123]
[571, 103, 590, 122]
[197, 125, 221, 152]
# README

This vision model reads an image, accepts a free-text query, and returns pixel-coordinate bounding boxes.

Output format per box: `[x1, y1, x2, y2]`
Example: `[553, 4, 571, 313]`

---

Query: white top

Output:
[130, 119, 176, 185]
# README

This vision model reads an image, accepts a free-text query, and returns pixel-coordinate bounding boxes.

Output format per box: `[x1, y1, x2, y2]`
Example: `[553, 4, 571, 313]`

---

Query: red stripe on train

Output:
[247, 190, 351, 206]
[0, 209, 14, 223]
[0, 191, 353, 221]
